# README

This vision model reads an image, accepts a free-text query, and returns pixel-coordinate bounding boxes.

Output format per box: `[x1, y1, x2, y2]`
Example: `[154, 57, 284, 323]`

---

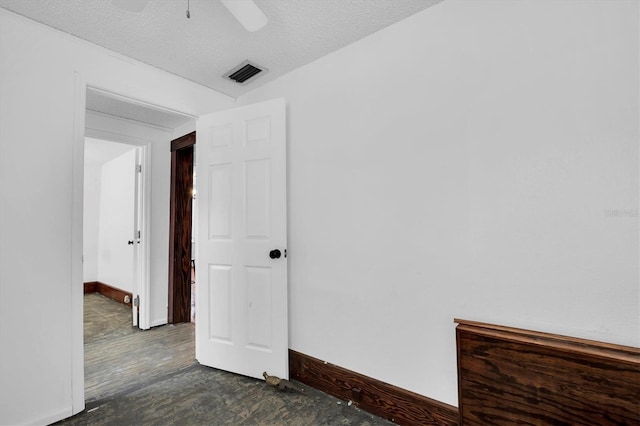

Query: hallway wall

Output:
[84, 153, 102, 282]
[96, 148, 136, 293]
[84, 138, 137, 284]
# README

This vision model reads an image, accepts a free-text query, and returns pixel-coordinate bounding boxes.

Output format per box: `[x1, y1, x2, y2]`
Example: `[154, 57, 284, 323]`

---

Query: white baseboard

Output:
[27, 406, 72, 425]
[150, 318, 168, 328]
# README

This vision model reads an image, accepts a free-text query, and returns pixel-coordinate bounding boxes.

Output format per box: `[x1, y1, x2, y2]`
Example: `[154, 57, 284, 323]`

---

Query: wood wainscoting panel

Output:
[455, 319, 640, 425]
[289, 349, 459, 425]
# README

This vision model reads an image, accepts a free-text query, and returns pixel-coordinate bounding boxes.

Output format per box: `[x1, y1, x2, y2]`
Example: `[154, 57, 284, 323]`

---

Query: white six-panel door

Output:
[195, 98, 288, 380]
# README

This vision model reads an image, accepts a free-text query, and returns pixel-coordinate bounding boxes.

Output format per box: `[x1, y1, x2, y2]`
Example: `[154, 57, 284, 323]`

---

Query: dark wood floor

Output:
[56, 293, 392, 425]
[83, 293, 196, 402]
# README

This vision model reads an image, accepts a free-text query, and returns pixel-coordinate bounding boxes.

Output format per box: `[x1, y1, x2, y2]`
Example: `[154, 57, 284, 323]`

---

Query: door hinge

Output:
[136, 164, 142, 173]
[133, 295, 140, 307]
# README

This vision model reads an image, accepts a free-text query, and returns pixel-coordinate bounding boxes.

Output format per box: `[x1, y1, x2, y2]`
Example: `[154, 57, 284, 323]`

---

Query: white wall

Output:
[97, 149, 136, 293]
[83, 160, 101, 282]
[0, 8, 234, 425]
[238, 0, 639, 407]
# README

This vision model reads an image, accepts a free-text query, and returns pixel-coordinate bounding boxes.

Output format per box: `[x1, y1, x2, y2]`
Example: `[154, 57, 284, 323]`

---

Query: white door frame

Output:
[71, 78, 197, 414]
[71, 72, 86, 415]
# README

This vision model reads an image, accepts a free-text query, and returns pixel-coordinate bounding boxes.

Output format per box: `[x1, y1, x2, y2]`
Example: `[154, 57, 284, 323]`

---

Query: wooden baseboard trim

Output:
[84, 281, 132, 307]
[289, 349, 459, 425]
[83, 281, 98, 294]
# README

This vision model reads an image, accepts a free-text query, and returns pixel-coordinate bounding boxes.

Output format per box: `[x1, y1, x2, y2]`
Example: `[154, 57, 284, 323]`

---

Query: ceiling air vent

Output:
[224, 61, 268, 85]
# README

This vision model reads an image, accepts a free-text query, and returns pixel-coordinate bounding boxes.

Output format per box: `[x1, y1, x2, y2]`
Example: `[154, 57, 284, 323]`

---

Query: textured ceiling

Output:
[0, 0, 443, 98]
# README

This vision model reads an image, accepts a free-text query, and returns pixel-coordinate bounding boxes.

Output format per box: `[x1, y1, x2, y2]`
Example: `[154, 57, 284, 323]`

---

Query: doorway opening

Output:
[168, 131, 196, 324]
[82, 137, 146, 402]
[82, 86, 197, 403]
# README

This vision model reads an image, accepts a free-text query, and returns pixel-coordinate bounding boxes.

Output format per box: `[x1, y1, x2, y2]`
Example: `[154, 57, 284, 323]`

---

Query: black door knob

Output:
[269, 249, 281, 259]
[128, 240, 134, 245]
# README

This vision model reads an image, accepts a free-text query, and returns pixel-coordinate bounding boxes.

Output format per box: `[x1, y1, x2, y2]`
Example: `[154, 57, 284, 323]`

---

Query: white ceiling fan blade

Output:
[220, 0, 268, 32]
[112, 0, 150, 13]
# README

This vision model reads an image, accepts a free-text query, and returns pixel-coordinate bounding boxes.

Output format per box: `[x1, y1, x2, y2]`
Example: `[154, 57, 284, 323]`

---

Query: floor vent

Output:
[224, 61, 267, 84]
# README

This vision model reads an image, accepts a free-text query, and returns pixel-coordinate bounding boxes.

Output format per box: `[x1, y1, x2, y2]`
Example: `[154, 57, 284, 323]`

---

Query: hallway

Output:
[56, 294, 392, 425]
[83, 293, 195, 402]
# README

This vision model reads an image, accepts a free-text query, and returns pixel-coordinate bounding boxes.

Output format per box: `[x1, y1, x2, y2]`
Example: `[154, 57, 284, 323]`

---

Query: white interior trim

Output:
[87, 86, 198, 122]
[71, 72, 86, 416]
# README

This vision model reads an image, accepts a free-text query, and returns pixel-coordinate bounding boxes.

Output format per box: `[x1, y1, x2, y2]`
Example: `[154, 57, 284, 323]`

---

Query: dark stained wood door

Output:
[168, 132, 195, 323]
